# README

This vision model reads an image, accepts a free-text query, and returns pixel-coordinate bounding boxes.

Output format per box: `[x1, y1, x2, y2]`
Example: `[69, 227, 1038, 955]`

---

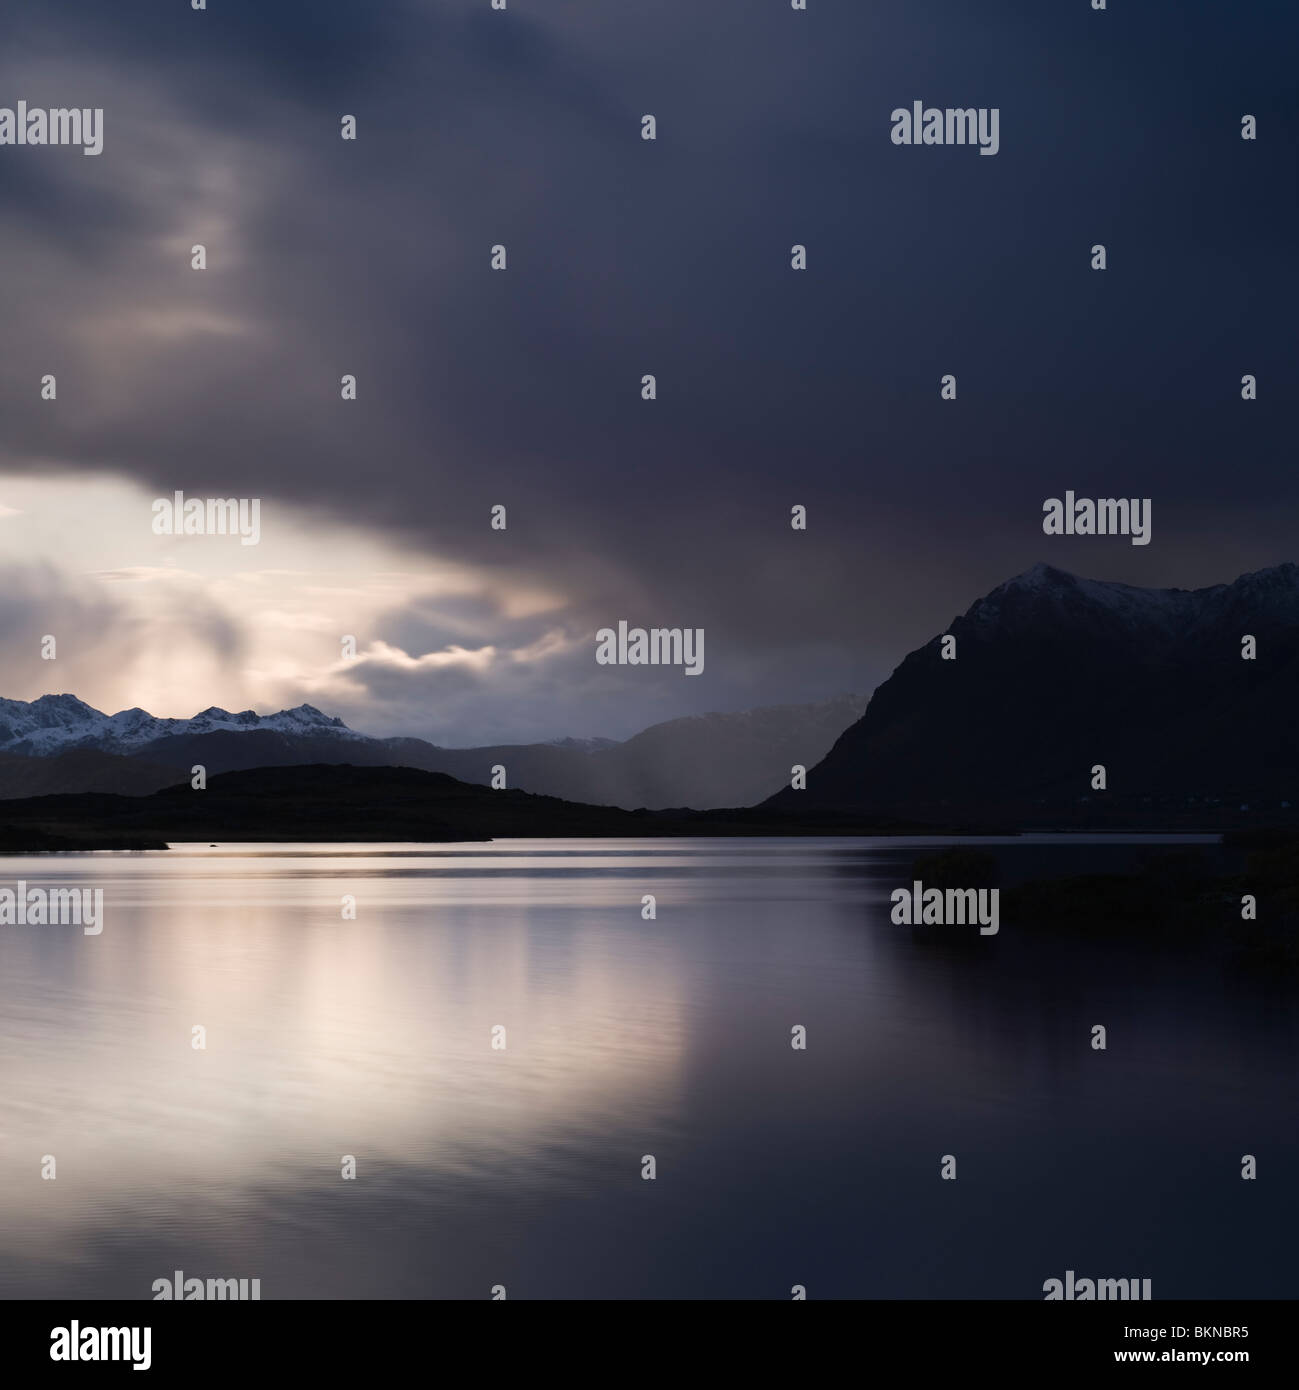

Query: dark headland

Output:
[0, 762, 943, 851]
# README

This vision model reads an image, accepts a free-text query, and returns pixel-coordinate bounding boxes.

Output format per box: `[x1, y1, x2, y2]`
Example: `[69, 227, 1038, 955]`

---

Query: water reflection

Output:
[0, 839, 1293, 1299]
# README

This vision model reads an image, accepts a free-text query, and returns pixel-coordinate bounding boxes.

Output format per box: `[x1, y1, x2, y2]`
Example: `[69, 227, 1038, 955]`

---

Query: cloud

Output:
[0, 1, 1294, 741]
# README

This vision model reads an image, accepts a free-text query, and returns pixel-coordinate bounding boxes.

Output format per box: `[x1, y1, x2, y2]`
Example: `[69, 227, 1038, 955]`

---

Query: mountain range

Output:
[0, 697, 360, 755]
[0, 693, 867, 811]
[4, 562, 1295, 833]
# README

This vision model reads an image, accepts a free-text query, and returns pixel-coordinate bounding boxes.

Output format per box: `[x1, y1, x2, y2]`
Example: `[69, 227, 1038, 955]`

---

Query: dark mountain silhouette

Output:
[373, 697, 867, 809]
[768, 563, 1299, 829]
[0, 763, 934, 849]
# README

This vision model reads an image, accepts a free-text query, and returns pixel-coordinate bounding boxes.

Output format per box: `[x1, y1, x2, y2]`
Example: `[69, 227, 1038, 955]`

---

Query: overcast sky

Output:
[0, 0, 1294, 744]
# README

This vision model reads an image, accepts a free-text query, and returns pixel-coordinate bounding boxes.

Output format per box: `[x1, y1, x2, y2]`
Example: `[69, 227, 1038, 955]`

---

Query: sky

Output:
[0, 0, 1294, 744]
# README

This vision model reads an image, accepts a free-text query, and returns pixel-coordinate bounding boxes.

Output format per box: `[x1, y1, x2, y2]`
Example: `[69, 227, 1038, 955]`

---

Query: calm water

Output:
[0, 837, 1294, 1300]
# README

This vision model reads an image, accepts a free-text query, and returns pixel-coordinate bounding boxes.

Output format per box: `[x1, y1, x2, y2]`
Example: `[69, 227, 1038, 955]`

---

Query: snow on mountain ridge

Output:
[965, 563, 1299, 639]
[0, 697, 362, 755]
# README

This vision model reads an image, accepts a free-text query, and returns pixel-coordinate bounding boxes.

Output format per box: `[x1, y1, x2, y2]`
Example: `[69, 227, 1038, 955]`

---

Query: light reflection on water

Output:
[0, 837, 1292, 1299]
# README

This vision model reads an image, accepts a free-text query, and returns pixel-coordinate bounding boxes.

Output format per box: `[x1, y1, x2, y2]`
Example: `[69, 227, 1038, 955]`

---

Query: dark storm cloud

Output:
[1, 0, 1295, 735]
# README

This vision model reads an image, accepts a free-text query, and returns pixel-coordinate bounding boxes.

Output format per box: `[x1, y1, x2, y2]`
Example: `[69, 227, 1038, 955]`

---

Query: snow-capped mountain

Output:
[0, 695, 362, 756]
[967, 562, 1299, 647]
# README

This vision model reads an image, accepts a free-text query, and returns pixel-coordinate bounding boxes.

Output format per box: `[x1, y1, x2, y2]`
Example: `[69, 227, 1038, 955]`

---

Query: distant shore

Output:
[0, 762, 1293, 853]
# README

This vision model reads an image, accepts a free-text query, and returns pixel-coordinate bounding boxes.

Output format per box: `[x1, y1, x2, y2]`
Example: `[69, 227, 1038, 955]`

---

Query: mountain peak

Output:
[1012, 562, 1075, 585]
[32, 692, 97, 712]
